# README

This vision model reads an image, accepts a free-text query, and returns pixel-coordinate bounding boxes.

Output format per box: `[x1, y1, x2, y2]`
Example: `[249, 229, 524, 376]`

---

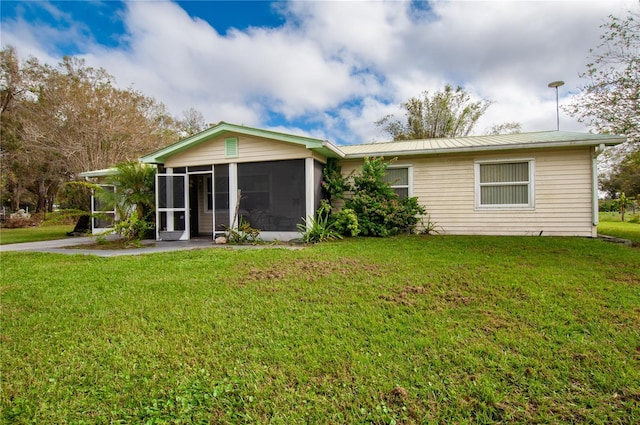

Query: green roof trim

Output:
[140, 121, 344, 164]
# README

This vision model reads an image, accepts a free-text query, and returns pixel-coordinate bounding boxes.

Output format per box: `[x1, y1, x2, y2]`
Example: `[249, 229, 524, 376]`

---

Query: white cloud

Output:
[0, 4, 82, 66]
[359, 1, 631, 133]
[86, 1, 371, 125]
[2, 0, 637, 145]
[284, 0, 412, 66]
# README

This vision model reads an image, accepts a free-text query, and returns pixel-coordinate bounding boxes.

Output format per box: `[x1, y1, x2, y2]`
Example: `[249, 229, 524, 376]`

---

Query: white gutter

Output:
[592, 144, 605, 227]
[322, 140, 346, 158]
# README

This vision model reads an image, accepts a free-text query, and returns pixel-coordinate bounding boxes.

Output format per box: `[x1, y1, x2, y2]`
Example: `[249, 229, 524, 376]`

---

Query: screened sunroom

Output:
[155, 158, 326, 241]
[141, 122, 344, 241]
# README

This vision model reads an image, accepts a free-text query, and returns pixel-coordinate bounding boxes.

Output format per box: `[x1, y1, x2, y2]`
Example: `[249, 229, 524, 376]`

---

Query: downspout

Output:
[592, 144, 605, 228]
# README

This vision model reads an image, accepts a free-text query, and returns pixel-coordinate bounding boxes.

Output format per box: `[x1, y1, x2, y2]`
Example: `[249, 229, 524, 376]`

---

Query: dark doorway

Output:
[189, 175, 199, 237]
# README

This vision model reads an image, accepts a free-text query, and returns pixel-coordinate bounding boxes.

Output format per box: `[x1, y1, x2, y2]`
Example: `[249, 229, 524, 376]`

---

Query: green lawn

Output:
[598, 221, 640, 244]
[0, 225, 75, 245]
[598, 212, 640, 243]
[2, 236, 639, 423]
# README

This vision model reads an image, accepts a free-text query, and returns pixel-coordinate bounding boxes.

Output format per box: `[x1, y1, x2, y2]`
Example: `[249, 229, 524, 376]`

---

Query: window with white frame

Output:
[383, 166, 412, 199]
[475, 159, 534, 208]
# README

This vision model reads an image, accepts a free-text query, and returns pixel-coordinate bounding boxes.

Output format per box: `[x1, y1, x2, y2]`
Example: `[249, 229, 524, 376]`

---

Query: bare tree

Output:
[178, 107, 207, 137]
[1, 47, 181, 212]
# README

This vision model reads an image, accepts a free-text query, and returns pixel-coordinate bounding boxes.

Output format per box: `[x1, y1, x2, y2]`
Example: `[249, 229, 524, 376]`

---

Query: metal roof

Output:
[80, 129, 628, 176]
[78, 168, 118, 178]
[339, 131, 627, 158]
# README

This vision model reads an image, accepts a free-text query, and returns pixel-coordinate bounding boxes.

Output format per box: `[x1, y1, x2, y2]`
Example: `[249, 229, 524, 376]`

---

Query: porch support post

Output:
[165, 168, 174, 234]
[210, 167, 215, 238]
[228, 163, 238, 229]
[305, 157, 315, 229]
[155, 173, 160, 241]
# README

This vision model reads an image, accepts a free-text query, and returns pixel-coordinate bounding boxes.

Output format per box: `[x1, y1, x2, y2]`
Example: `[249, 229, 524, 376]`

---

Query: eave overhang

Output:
[78, 168, 119, 178]
[139, 121, 345, 164]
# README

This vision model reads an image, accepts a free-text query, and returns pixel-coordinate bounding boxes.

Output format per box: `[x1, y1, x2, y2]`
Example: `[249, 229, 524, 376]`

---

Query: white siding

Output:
[339, 147, 596, 237]
[164, 134, 313, 168]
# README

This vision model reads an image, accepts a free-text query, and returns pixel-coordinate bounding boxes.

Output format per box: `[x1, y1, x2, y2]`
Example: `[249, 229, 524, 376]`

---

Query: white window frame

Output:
[385, 164, 413, 198]
[91, 184, 116, 234]
[474, 159, 535, 210]
[155, 171, 189, 241]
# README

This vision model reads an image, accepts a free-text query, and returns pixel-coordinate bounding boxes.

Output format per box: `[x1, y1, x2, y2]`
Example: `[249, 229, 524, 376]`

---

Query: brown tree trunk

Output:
[10, 182, 22, 211]
[46, 182, 58, 213]
[36, 178, 47, 212]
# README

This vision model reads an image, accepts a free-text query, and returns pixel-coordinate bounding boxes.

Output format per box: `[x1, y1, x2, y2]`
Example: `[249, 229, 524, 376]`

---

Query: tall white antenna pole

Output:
[548, 80, 565, 131]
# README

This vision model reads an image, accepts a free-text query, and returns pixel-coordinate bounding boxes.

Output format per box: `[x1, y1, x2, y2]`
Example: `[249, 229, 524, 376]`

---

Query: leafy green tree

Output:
[321, 158, 351, 207]
[618, 192, 630, 222]
[345, 157, 425, 236]
[565, 9, 639, 145]
[331, 208, 360, 237]
[376, 84, 492, 140]
[103, 162, 156, 222]
[601, 149, 640, 198]
[565, 9, 639, 204]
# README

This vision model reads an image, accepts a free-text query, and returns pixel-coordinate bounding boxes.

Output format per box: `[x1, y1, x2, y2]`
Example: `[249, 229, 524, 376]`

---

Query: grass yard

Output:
[598, 212, 640, 243]
[0, 225, 74, 245]
[598, 221, 640, 244]
[1, 236, 639, 423]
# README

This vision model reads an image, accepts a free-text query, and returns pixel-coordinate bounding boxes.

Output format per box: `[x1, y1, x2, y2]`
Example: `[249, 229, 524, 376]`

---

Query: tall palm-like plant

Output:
[98, 161, 156, 240]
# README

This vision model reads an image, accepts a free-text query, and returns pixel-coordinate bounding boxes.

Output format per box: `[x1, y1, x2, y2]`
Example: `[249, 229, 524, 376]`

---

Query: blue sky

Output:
[1, 1, 286, 52]
[1, 0, 636, 145]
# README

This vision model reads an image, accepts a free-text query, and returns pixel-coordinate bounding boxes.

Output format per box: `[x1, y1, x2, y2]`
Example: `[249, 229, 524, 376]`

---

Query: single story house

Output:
[81, 121, 626, 240]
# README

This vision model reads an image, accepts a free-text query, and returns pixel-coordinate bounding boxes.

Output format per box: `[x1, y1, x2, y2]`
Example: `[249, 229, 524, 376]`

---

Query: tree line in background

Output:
[1, 7, 637, 220]
[0, 46, 208, 213]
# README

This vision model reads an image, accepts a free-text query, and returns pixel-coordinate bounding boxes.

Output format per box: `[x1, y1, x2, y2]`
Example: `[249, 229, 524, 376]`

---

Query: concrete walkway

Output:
[1, 236, 302, 257]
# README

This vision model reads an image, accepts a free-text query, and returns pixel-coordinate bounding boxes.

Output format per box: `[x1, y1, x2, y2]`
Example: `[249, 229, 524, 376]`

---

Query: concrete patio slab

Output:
[1, 236, 303, 257]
